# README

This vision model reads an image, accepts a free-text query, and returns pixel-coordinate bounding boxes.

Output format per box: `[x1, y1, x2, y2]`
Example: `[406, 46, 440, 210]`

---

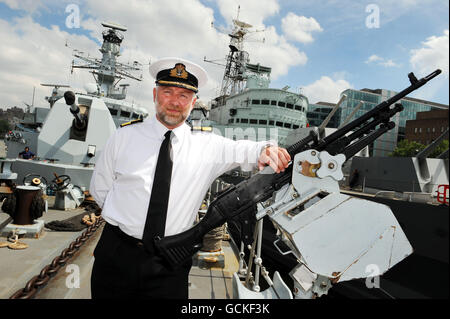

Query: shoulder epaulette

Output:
[120, 118, 143, 128]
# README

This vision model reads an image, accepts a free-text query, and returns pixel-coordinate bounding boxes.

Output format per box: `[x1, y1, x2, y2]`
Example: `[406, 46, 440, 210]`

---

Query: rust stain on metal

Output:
[331, 272, 341, 284]
[388, 225, 397, 268]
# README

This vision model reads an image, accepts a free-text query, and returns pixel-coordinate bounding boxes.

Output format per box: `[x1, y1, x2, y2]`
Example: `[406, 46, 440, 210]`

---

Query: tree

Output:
[390, 139, 449, 158]
[389, 139, 425, 157]
[0, 119, 11, 136]
[429, 139, 449, 158]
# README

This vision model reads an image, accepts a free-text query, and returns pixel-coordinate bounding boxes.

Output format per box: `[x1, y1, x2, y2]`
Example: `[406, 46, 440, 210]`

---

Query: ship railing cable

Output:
[342, 176, 449, 205]
[9, 205, 104, 299]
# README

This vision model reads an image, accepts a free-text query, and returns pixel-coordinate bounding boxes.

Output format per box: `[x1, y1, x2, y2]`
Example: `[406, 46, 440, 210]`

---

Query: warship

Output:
[204, 17, 308, 148]
[0, 14, 447, 301]
[2, 22, 148, 192]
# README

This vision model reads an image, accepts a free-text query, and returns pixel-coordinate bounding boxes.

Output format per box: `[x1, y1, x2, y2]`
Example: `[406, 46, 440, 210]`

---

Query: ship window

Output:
[236, 119, 240, 123]
[228, 119, 234, 124]
[241, 119, 249, 123]
[252, 100, 260, 105]
[120, 110, 130, 118]
[295, 105, 301, 111]
[271, 101, 277, 106]
[432, 127, 435, 132]
[261, 99, 270, 105]
[414, 127, 418, 133]
[132, 113, 139, 119]
[269, 120, 274, 125]
[427, 127, 430, 133]
[286, 103, 293, 109]
[284, 123, 291, 128]
[293, 125, 299, 129]
[259, 120, 267, 125]
[276, 121, 283, 127]
[108, 108, 118, 116]
[250, 119, 258, 124]
[278, 102, 285, 107]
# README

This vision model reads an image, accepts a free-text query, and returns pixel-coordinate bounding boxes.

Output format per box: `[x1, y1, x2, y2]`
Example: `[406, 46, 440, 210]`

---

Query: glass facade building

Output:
[307, 102, 341, 128]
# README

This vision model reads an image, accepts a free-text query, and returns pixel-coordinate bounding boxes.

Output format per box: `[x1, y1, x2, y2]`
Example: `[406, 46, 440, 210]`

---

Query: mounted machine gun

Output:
[156, 69, 442, 298]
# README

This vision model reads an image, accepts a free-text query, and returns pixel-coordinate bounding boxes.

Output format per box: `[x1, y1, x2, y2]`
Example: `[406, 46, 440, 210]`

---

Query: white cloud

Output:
[246, 26, 308, 79]
[213, 1, 308, 79]
[0, 16, 99, 109]
[78, 0, 306, 101]
[380, 59, 399, 67]
[365, 55, 383, 63]
[301, 76, 353, 104]
[0, 0, 229, 110]
[408, 30, 449, 102]
[281, 13, 323, 44]
[0, 0, 45, 12]
[410, 29, 449, 76]
[216, 0, 279, 28]
[0, 0, 306, 111]
[365, 54, 400, 67]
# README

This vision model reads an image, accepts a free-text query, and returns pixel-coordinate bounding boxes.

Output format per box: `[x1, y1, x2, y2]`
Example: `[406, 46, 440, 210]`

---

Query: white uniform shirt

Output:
[90, 115, 270, 239]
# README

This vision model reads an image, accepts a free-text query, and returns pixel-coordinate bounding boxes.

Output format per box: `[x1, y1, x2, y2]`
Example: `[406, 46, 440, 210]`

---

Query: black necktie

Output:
[143, 130, 173, 252]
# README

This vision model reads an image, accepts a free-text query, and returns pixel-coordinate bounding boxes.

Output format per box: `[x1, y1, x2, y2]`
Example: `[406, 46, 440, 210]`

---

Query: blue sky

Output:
[0, 0, 448, 112]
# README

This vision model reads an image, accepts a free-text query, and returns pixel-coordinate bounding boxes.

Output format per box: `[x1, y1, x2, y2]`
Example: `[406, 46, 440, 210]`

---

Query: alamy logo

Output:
[65, 4, 80, 29]
[365, 264, 381, 289]
[65, 264, 80, 288]
[365, 4, 380, 29]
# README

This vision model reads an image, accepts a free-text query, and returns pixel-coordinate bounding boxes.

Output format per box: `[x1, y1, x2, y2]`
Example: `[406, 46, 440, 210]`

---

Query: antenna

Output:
[70, 22, 142, 100]
[318, 94, 347, 137]
[205, 5, 266, 99]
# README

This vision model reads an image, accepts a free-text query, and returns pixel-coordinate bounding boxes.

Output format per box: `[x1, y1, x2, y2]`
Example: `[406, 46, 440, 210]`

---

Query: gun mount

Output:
[64, 91, 88, 141]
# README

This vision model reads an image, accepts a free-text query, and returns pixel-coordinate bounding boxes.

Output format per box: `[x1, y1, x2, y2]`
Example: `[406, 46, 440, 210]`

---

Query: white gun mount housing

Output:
[234, 150, 413, 299]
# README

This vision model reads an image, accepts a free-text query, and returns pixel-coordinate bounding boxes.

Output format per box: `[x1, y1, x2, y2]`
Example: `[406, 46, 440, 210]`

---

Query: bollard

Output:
[13, 186, 41, 225]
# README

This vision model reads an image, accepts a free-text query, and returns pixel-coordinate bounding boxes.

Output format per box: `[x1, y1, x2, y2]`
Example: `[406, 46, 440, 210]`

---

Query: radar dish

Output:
[233, 19, 252, 28]
[84, 83, 98, 94]
[101, 21, 127, 32]
[41, 84, 70, 87]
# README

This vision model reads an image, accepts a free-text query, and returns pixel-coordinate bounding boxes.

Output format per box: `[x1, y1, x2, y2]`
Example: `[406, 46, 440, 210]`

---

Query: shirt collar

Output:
[146, 114, 189, 143]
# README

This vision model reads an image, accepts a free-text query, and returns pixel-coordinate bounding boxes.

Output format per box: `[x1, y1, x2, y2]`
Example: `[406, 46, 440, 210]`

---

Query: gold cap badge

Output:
[169, 63, 189, 79]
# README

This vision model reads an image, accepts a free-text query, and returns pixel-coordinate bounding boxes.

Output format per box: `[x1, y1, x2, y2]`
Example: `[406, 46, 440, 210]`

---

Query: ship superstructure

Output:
[2, 22, 148, 189]
[206, 15, 308, 147]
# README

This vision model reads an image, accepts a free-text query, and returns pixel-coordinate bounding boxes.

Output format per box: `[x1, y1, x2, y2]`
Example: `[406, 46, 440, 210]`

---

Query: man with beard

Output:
[89, 57, 290, 299]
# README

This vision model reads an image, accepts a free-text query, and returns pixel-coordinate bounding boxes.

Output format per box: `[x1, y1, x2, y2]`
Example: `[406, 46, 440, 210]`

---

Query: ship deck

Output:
[0, 198, 239, 299]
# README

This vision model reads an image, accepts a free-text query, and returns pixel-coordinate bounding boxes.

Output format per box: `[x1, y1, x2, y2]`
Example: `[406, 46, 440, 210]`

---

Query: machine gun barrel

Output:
[64, 91, 86, 130]
[154, 69, 441, 268]
[316, 69, 441, 152]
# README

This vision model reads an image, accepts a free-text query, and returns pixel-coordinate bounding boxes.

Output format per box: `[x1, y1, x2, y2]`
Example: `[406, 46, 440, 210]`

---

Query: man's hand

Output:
[258, 146, 291, 173]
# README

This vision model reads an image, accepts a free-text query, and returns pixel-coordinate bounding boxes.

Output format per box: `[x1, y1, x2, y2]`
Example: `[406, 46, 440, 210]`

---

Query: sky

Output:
[0, 0, 448, 116]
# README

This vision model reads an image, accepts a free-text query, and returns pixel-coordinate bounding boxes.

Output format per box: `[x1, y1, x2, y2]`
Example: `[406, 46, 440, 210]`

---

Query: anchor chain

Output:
[9, 216, 104, 299]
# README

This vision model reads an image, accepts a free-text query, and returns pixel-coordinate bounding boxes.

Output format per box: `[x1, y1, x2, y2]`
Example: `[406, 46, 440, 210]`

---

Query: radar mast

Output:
[206, 6, 265, 105]
[70, 22, 143, 100]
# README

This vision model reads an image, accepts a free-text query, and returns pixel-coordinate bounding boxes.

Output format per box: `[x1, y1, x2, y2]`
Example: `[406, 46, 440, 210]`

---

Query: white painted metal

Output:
[234, 149, 413, 298]
[232, 271, 293, 299]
